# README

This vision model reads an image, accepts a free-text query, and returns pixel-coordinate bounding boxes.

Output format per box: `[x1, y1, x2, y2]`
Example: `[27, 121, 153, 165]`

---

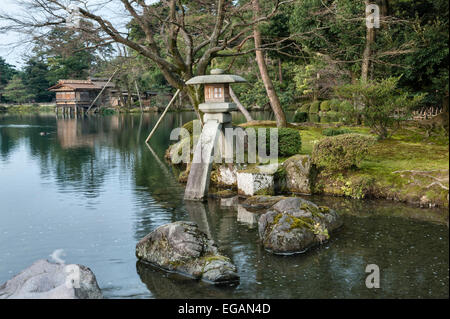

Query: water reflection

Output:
[0, 113, 448, 299]
[136, 199, 449, 298]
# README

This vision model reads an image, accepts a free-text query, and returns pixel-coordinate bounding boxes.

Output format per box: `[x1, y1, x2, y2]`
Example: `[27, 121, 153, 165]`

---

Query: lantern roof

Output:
[186, 69, 246, 85]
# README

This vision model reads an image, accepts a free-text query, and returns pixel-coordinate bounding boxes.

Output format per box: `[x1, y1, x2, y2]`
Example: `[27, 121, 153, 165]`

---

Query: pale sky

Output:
[0, 0, 159, 69]
[0, 0, 25, 67]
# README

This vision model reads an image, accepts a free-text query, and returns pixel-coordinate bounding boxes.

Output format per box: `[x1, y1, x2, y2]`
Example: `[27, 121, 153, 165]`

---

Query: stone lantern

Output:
[184, 69, 246, 201]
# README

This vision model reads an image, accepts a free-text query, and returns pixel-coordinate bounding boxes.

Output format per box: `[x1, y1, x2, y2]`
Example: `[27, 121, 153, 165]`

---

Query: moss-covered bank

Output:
[239, 121, 449, 208]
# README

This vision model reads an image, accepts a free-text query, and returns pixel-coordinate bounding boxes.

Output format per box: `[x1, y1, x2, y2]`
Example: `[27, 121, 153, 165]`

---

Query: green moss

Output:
[300, 202, 322, 217]
[289, 215, 315, 231]
[318, 206, 330, 214]
[255, 188, 275, 196]
[201, 255, 231, 263]
[182, 121, 195, 135]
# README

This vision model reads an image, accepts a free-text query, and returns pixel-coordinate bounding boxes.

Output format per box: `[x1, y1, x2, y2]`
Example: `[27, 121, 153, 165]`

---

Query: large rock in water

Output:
[0, 260, 103, 299]
[258, 197, 343, 255]
[282, 155, 313, 194]
[136, 221, 239, 284]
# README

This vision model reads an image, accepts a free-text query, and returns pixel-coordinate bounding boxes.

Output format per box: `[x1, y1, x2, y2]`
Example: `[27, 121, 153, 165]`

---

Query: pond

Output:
[0, 112, 448, 299]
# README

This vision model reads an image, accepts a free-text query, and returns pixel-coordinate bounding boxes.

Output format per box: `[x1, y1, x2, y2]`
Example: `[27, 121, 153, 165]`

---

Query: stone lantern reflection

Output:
[184, 69, 246, 201]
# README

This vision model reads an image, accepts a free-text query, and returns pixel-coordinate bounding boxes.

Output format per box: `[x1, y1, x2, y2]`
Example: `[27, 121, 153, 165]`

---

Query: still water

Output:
[0, 112, 448, 299]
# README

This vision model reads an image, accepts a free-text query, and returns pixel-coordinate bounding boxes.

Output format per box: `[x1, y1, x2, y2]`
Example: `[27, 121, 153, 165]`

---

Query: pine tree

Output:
[3, 75, 33, 104]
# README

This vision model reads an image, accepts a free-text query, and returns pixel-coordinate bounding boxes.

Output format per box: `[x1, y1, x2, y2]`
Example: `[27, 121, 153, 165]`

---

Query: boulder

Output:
[258, 197, 343, 255]
[282, 155, 313, 194]
[0, 259, 103, 299]
[136, 221, 239, 284]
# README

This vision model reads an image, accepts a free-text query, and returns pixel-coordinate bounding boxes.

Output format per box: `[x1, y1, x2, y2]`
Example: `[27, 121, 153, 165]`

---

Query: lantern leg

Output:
[184, 120, 223, 201]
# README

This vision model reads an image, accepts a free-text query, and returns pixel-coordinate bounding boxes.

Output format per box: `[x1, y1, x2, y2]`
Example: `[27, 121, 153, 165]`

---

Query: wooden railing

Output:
[412, 107, 443, 120]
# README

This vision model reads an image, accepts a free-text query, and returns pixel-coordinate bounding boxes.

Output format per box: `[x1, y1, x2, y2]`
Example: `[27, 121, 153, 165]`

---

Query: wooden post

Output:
[134, 80, 143, 113]
[87, 68, 119, 113]
[145, 89, 181, 143]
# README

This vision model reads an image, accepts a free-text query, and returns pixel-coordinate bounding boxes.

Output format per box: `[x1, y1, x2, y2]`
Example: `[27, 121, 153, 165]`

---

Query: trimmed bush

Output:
[339, 100, 353, 113]
[299, 103, 310, 112]
[312, 133, 376, 171]
[330, 99, 341, 112]
[320, 100, 331, 112]
[309, 101, 320, 113]
[278, 128, 302, 157]
[322, 128, 352, 136]
[293, 111, 308, 123]
[255, 127, 302, 157]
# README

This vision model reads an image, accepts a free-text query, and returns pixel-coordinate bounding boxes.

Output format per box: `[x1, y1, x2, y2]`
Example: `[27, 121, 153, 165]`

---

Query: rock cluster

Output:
[136, 221, 239, 284]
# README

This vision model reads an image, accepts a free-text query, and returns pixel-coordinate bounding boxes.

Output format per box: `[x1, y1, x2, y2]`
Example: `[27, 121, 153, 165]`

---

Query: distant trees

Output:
[0, 0, 292, 125]
[22, 58, 53, 103]
[0, 57, 17, 102]
[1, 23, 114, 104]
[2, 75, 33, 104]
[0, 0, 447, 120]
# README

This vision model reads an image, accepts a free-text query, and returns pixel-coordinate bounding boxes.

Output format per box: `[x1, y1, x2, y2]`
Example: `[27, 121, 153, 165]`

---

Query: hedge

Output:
[299, 103, 311, 112]
[293, 111, 308, 123]
[320, 100, 331, 112]
[254, 127, 302, 157]
[310, 100, 321, 113]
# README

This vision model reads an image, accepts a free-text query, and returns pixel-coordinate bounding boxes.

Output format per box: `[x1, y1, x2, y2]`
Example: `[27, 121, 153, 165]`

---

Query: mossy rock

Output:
[136, 221, 239, 284]
[258, 197, 343, 254]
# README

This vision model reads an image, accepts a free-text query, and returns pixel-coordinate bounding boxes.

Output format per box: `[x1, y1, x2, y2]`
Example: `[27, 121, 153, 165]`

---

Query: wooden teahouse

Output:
[49, 78, 115, 115]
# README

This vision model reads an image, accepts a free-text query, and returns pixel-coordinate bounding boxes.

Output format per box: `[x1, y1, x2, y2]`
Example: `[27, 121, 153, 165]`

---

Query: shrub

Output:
[336, 77, 425, 139]
[322, 128, 352, 136]
[293, 111, 308, 123]
[320, 100, 331, 112]
[310, 100, 320, 113]
[339, 100, 352, 113]
[330, 99, 341, 112]
[255, 127, 302, 157]
[299, 103, 310, 112]
[278, 128, 302, 157]
[312, 133, 376, 171]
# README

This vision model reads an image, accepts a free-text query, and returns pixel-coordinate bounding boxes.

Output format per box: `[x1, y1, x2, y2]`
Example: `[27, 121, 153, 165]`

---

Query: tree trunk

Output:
[230, 87, 253, 122]
[253, 0, 287, 128]
[278, 58, 283, 84]
[362, 0, 376, 82]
